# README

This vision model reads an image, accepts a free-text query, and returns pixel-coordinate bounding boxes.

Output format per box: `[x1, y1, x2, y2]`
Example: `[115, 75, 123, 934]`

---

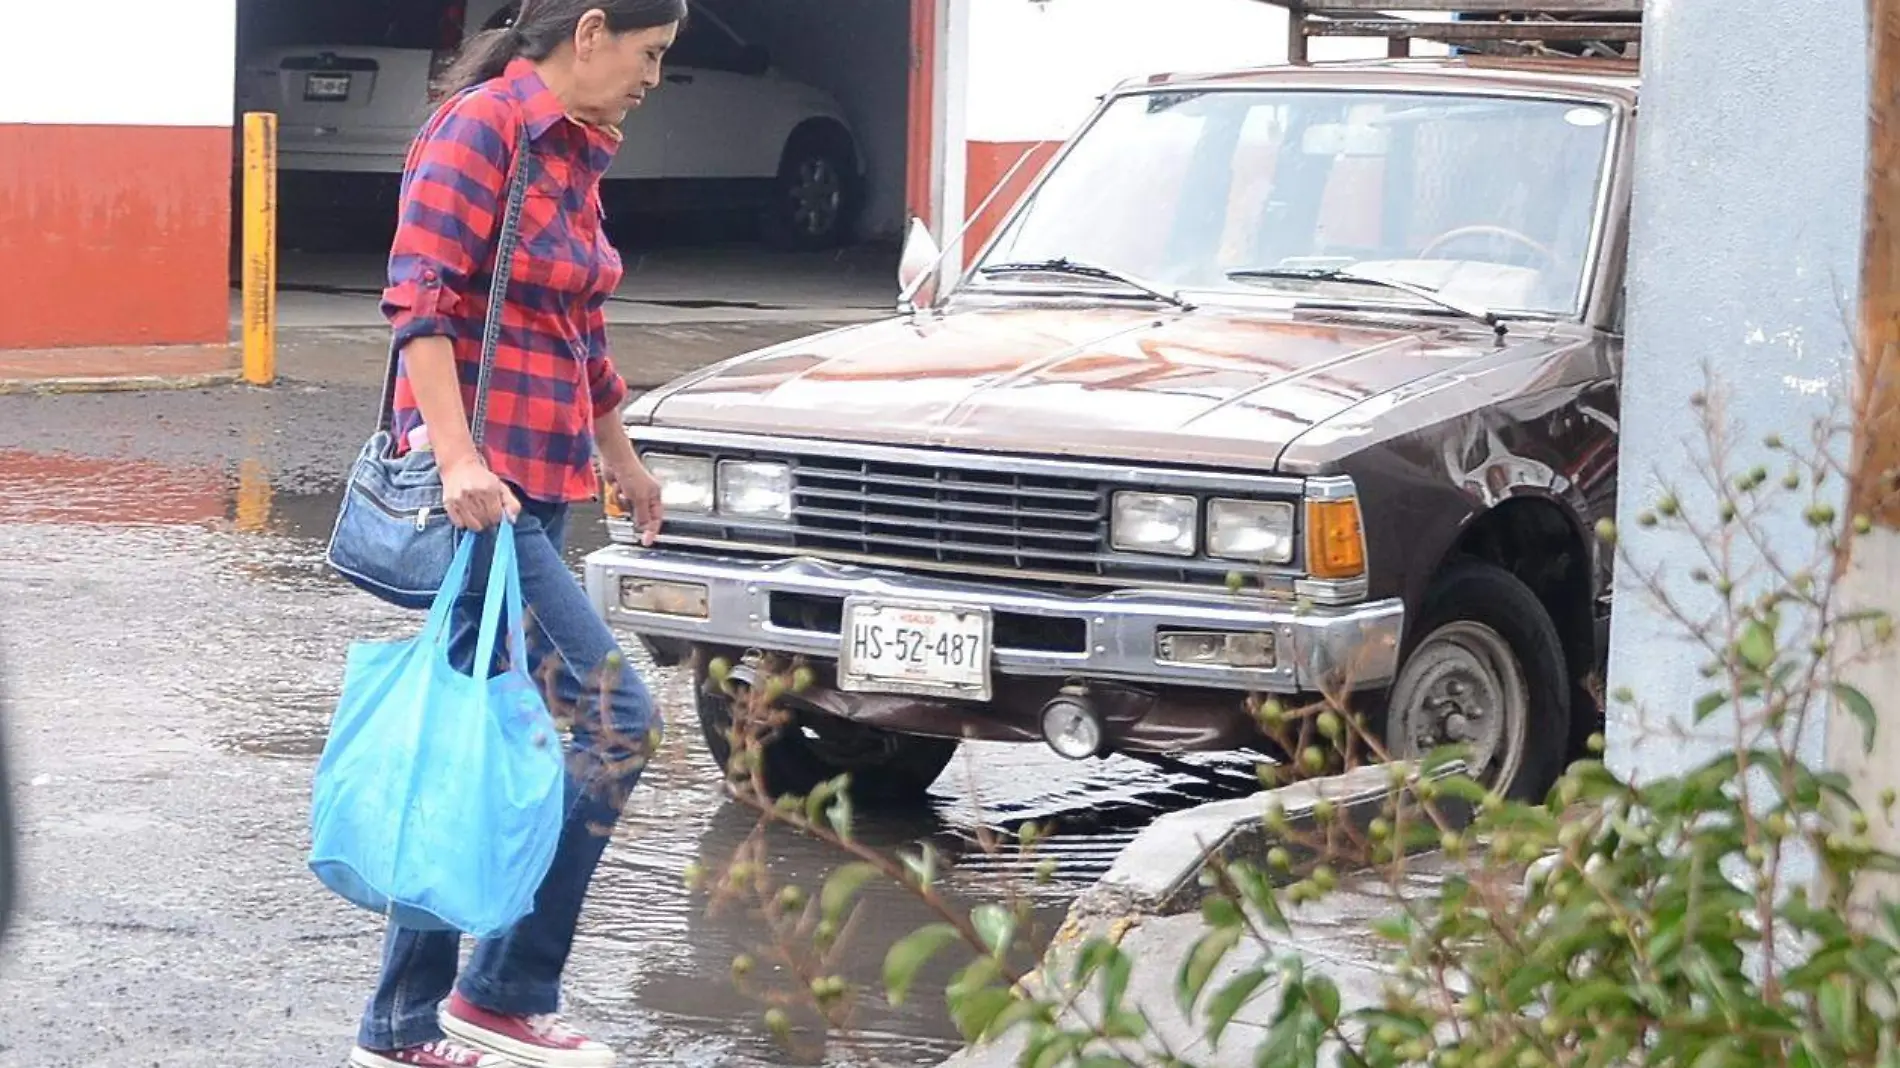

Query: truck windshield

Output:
[972, 88, 1616, 318]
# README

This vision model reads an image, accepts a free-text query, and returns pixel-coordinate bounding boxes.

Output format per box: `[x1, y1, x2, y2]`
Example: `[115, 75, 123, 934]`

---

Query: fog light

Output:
[618, 578, 709, 619]
[1040, 690, 1104, 760]
[1157, 630, 1277, 668]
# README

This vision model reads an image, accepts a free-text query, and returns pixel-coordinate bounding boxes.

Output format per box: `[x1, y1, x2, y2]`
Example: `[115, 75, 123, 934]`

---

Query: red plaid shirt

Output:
[383, 58, 629, 504]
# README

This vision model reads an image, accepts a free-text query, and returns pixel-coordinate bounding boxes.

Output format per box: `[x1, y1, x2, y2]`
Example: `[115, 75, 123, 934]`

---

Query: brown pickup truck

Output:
[586, 56, 1630, 805]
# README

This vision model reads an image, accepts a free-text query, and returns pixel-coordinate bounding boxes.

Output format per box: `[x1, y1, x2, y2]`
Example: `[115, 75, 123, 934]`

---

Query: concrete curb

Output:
[1085, 760, 1470, 918]
[0, 371, 241, 397]
[938, 762, 1472, 1067]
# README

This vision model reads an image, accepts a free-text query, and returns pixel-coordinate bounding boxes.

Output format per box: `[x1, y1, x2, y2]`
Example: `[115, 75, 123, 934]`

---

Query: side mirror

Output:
[737, 44, 771, 77]
[897, 218, 943, 312]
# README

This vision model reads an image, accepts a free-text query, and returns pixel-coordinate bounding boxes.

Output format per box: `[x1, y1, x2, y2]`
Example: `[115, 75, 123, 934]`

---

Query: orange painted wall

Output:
[907, 0, 939, 230]
[963, 140, 1063, 265]
[0, 124, 231, 350]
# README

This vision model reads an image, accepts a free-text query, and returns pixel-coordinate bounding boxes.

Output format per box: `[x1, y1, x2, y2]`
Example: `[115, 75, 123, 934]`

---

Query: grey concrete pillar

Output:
[1605, 0, 1868, 781]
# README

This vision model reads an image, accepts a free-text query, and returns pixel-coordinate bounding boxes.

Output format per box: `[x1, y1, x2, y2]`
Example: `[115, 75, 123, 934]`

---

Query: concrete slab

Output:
[936, 764, 1472, 1067]
[941, 858, 1454, 1068]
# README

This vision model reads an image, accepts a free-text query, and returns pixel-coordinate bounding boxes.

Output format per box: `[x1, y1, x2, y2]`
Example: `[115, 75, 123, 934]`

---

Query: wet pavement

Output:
[0, 326, 1259, 1067]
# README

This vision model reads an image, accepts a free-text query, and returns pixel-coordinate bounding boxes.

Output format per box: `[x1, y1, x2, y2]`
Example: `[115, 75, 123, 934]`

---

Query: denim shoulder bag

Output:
[325, 98, 533, 611]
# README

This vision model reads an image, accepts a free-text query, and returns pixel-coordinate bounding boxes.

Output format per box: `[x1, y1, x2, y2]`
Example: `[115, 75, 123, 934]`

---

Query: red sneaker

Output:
[440, 992, 616, 1068]
[348, 1040, 506, 1068]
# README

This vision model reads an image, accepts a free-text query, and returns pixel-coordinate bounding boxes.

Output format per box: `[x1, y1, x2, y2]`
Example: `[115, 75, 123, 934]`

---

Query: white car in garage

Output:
[235, 0, 863, 248]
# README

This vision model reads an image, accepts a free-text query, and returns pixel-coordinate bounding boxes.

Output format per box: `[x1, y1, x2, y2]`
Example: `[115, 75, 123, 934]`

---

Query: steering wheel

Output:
[1418, 225, 1557, 270]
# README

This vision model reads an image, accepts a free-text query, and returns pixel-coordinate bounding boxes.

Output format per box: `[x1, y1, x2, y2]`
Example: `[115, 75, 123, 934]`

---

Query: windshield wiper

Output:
[980, 257, 1194, 311]
[1227, 266, 1505, 337]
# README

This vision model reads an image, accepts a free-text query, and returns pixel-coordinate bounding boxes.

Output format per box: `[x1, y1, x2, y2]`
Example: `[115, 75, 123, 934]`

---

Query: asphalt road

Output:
[0, 325, 1254, 1067]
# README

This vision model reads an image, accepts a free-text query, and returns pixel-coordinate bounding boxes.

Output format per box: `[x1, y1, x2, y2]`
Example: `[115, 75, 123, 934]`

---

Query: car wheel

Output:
[761, 129, 857, 251]
[1383, 561, 1570, 801]
[693, 663, 956, 806]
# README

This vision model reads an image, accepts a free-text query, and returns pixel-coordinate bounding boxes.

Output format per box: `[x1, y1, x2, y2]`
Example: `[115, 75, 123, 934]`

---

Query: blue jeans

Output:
[357, 495, 659, 1051]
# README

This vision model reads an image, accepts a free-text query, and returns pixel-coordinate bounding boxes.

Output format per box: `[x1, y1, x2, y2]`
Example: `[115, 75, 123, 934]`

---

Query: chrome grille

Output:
[790, 454, 1107, 571]
[634, 434, 1307, 589]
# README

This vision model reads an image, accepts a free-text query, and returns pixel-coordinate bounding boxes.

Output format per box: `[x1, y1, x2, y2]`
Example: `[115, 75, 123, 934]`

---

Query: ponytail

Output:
[435, 27, 522, 98]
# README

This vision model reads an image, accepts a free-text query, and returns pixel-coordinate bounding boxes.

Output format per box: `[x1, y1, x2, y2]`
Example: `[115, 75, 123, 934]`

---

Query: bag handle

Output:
[376, 91, 535, 450]
[472, 519, 529, 680]
[421, 532, 481, 641]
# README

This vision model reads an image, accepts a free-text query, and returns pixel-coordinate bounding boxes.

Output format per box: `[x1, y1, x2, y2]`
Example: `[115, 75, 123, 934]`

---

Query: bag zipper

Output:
[352, 481, 437, 530]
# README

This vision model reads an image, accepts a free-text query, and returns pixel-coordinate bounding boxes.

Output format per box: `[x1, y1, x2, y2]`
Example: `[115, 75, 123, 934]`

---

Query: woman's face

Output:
[571, 14, 679, 126]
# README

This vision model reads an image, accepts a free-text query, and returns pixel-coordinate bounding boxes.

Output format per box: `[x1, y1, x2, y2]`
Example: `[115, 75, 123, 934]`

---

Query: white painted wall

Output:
[964, 0, 1445, 143]
[0, 0, 236, 127]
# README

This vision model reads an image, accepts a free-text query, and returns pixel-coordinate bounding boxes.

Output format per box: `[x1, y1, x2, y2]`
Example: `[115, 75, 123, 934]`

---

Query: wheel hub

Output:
[790, 158, 842, 237]
[1389, 620, 1527, 788]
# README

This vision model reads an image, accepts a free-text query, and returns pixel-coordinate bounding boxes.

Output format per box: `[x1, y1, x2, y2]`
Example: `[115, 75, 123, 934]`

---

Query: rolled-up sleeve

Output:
[584, 302, 629, 415]
[381, 91, 517, 354]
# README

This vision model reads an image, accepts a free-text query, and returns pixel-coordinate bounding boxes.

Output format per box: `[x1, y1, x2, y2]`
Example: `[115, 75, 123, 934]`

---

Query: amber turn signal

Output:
[1305, 498, 1366, 579]
[601, 472, 627, 518]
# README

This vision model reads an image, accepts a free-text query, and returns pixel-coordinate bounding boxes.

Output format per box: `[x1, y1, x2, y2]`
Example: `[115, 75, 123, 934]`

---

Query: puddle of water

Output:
[0, 442, 1264, 1067]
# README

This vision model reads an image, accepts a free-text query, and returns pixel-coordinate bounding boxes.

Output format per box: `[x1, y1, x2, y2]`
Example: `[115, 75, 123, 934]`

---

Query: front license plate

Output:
[303, 73, 352, 101]
[839, 598, 992, 701]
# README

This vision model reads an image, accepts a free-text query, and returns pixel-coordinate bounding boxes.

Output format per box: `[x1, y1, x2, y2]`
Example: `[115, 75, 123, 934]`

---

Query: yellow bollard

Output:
[241, 112, 278, 387]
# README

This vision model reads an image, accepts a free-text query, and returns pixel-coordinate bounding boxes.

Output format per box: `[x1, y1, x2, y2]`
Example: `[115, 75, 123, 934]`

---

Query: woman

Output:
[349, 2, 686, 1066]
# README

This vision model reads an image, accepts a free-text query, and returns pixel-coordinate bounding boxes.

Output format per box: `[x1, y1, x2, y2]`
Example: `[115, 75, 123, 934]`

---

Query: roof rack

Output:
[1264, 1, 1644, 64]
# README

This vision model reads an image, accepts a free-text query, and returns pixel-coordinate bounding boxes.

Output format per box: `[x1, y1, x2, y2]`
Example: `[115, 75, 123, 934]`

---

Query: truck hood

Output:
[639, 306, 1558, 471]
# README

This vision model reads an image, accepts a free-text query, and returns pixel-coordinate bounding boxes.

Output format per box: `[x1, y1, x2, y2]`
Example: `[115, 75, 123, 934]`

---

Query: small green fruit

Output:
[1265, 802, 1289, 832]
[732, 953, 755, 977]
[1313, 798, 1338, 823]
[1594, 518, 1617, 544]
[1300, 746, 1327, 774]
[1268, 846, 1293, 870]
[764, 1007, 790, 1037]
[1312, 865, 1337, 892]
[1317, 711, 1344, 741]
[777, 885, 806, 911]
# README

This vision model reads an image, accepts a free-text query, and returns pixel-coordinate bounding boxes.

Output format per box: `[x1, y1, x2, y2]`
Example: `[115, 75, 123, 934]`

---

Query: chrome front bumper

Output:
[583, 547, 1405, 695]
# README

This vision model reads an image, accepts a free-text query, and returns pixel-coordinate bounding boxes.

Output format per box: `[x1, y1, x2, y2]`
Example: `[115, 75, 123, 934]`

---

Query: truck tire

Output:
[760, 125, 858, 251]
[694, 666, 956, 807]
[1384, 561, 1571, 801]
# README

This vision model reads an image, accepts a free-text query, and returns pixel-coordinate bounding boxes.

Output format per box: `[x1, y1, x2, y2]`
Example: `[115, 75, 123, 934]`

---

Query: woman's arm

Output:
[407, 335, 519, 529]
[585, 308, 663, 545]
[382, 91, 523, 530]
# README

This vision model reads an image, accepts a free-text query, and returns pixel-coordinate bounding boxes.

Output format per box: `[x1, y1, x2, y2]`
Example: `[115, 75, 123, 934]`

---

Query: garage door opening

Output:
[231, 0, 915, 328]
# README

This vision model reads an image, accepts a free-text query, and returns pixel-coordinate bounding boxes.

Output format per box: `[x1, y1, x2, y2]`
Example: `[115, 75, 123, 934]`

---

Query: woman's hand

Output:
[605, 457, 665, 546]
[442, 455, 521, 531]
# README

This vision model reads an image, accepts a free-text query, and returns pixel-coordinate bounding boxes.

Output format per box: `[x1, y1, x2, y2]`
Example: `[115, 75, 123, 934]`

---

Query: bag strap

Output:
[469, 127, 532, 451]
[376, 90, 535, 450]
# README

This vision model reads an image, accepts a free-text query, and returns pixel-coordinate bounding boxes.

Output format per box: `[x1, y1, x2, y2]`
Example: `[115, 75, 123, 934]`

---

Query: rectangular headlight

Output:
[640, 452, 715, 514]
[1207, 499, 1297, 564]
[1111, 491, 1197, 556]
[718, 460, 792, 520]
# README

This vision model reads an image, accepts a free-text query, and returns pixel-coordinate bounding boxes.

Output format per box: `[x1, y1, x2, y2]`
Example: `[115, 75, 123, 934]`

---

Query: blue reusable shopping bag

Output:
[308, 519, 566, 940]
